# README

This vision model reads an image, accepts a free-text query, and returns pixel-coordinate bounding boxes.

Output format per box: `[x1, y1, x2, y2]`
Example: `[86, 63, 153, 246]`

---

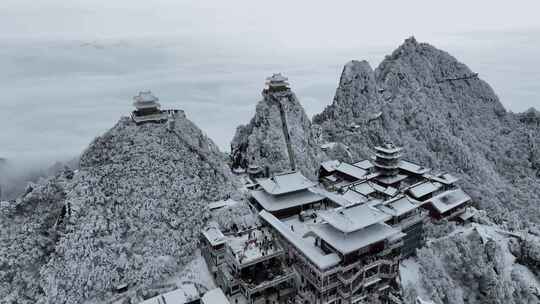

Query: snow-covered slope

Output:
[0, 112, 237, 304]
[314, 37, 540, 229]
[402, 223, 540, 304]
[231, 83, 327, 179]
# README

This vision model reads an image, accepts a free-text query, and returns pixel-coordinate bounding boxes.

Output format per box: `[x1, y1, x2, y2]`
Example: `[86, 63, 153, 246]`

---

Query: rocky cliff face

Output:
[0, 112, 237, 304]
[315, 37, 540, 228]
[231, 83, 327, 179]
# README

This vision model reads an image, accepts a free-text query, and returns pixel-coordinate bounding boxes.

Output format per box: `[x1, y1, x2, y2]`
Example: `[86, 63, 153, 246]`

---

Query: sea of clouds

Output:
[1, 32, 539, 191]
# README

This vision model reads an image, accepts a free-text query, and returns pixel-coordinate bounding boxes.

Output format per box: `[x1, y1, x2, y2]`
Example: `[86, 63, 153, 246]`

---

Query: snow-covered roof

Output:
[335, 162, 367, 180]
[354, 159, 374, 170]
[133, 90, 159, 103]
[375, 174, 408, 185]
[398, 160, 431, 175]
[202, 288, 230, 304]
[353, 182, 376, 196]
[425, 188, 471, 214]
[318, 202, 391, 233]
[370, 182, 399, 197]
[257, 171, 315, 195]
[408, 181, 442, 199]
[208, 198, 239, 211]
[376, 195, 421, 217]
[311, 222, 402, 255]
[320, 160, 340, 172]
[251, 188, 324, 212]
[424, 173, 460, 185]
[139, 284, 199, 304]
[374, 152, 402, 160]
[132, 91, 161, 110]
[313, 189, 350, 207]
[341, 189, 368, 205]
[259, 210, 341, 270]
[266, 73, 288, 82]
[321, 160, 368, 180]
[202, 226, 226, 247]
[374, 144, 402, 154]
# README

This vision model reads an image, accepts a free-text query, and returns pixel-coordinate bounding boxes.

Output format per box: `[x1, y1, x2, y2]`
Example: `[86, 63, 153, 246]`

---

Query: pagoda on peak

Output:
[264, 73, 290, 92]
[372, 143, 403, 176]
[131, 90, 168, 124]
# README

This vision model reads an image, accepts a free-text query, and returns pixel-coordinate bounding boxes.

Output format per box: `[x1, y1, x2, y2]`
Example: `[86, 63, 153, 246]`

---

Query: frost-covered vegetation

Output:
[1, 113, 237, 304]
[315, 37, 540, 229]
[0, 173, 69, 303]
[2, 37, 539, 304]
[407, 224, 540, 304]
[313, 37, 540, 304]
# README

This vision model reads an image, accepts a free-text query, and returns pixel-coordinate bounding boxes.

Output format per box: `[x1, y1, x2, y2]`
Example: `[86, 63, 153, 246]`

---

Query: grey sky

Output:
[1, 0, 540, 168]
[2, 0, 540, 44]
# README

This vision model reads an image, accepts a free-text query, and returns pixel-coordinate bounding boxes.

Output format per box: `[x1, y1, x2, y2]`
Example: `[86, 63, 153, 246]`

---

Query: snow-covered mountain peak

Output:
[231, 75, 327, 179]
[1, 112, 237, 304]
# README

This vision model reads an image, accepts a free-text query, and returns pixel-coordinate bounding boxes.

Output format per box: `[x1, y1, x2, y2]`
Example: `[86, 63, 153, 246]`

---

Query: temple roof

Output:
[320, 160, 368, 180]
[133, 90, 161, 109]
[266, 73, 288, 82]
[311, 222, 402, 255]
[251, 188, 324, 212]
[257, 171, 315, 195]
[259, 210, 341, 270]
[374, 144, 403, 154]
[133, 90, 159, 102]
[318, 201, 391, 233]
[425, 188, 471, 214]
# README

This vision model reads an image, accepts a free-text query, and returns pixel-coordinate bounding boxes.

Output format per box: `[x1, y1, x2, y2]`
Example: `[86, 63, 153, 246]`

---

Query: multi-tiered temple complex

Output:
[202, 76, 474, 304]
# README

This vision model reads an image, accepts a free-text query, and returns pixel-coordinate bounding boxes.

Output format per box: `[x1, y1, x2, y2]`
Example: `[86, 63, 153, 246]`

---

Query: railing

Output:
[338, 255, 397, 285]
[131, 112, 168, 123]
[239, 270, 295, 296]
[337, 285, 351, 299]
[395, 212, 428, 229]
[226, 246, 284, 269]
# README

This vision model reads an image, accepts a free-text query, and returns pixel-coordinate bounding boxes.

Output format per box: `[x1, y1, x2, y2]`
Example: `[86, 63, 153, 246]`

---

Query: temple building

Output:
[259, 202, 404, 304]
[131, 90, 168, 124]
[250, 171, 326, 218]
[200, 224, 227, 277]
[264, 73, 291, 93]
[214, 226, 296, 304]
[372, 144, 402, 177]
[201, 143, 473, 304]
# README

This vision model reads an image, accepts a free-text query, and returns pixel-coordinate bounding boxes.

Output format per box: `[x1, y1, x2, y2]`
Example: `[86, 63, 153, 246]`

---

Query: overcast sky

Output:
[1, 0, 540, 171]
[2, 0, 540, 45]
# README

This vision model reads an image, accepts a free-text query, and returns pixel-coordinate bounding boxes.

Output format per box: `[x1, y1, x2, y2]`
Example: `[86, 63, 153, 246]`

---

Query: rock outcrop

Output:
[404, 223, 540, 304]
[231, 76, 327, 179]
[0, 112, 237, 304]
